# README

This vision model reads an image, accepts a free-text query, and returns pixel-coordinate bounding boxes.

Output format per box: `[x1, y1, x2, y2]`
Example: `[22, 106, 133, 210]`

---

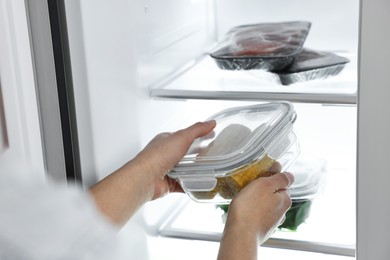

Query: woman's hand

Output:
[89, 121, 216, 227]
[132, 120, 217, 200]
[230, 172, 294, 241]
[217, 172, 294, 260]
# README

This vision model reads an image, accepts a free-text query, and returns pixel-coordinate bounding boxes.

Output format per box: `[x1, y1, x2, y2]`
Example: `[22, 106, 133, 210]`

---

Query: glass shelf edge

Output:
[159, 227, 355, 257]
[150, 89, 357, 105]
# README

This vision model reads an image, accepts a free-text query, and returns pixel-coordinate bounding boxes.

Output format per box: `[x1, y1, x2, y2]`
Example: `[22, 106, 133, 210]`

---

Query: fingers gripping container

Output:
[217, 155, 326, 230]
[168, 102, 300, 204]
[210, 21, 311, 71]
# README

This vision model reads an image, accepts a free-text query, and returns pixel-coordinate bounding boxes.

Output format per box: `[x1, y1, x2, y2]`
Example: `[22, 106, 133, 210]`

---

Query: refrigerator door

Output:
[357, 0, 390, 259]
[0, 0, 45, 179]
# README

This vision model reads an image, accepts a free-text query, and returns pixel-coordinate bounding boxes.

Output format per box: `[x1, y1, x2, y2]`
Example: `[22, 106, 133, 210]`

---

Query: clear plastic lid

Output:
[168, 102, 300, 203]
[289, 154, 327, 200]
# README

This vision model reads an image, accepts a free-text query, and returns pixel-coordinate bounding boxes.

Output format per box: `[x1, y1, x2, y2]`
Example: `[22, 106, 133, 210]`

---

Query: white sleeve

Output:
[0, 172, 128, 260]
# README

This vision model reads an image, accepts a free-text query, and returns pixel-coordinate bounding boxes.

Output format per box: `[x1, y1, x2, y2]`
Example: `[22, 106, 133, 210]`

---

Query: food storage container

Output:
[278, 155, 326, 231]
[168, 102, 300, 203]
[275, 48, 350, 85]
[210, 21, 311, 71]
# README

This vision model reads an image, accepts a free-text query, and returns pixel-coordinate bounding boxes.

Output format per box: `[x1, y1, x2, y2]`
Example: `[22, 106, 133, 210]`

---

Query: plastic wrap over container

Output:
[168, 102, 300, 204]
[275, 49, 350, 85]
[278, 155, 326, 231]
[210, 21, 311, 71]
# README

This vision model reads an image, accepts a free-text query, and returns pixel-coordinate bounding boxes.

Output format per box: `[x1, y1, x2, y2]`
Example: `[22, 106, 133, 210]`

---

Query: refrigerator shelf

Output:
[157, 163, 356, 257]
[150, 53, 357, 104]
[158, 198, 355, 257]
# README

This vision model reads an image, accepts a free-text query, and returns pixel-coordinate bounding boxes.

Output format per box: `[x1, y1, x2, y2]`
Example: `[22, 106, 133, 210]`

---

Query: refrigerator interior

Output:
[64, 0, 359, 258]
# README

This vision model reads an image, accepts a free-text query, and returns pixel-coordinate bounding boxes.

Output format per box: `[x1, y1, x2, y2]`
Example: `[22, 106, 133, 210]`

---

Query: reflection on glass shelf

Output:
[155, 104, 356, 257]
[150, 53, 357, 104]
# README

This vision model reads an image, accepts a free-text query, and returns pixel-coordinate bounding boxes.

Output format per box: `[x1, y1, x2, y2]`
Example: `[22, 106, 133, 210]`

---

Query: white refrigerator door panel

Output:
[0, 0, 45, 179]
[357, 0, 390, 259]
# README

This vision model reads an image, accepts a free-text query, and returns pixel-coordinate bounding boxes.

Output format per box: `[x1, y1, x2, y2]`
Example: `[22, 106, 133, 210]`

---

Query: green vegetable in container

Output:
[217, 199, 312, 231]
[278, 200, 312, 231]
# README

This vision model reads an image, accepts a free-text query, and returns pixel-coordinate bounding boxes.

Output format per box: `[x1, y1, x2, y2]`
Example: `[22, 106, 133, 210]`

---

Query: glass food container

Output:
[168, 102, 300, 204]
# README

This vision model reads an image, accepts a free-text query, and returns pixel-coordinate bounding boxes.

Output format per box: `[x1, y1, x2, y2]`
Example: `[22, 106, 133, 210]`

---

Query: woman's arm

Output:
[89, 121, 216, 227]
